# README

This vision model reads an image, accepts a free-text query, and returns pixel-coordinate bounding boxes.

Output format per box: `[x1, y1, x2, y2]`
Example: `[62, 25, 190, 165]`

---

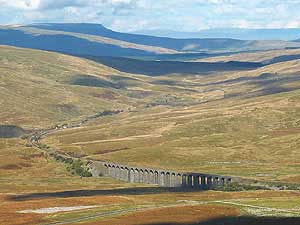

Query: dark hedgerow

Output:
[67, 159, 92, 177]
[215, 182, 271, 192]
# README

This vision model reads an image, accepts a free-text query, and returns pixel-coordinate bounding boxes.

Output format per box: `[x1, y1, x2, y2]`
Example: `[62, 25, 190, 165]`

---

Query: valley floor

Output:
[1, 138, 300, 225]
[1, 46, 300, 224]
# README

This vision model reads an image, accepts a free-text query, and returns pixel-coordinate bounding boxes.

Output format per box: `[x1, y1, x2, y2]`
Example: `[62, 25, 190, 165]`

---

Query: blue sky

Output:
[0, 0, 300, 32]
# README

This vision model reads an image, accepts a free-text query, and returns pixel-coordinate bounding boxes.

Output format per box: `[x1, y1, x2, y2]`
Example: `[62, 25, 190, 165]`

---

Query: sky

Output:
[0, 0, 300, 32]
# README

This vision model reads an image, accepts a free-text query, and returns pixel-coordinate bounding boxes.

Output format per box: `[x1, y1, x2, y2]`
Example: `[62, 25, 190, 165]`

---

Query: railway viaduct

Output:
[88, 161, 233, 189]
[29, 118, 234, 189]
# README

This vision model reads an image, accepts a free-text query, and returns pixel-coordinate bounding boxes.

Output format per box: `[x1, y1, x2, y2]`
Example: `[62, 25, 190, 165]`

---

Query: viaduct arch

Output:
[88, 161, 233, 189]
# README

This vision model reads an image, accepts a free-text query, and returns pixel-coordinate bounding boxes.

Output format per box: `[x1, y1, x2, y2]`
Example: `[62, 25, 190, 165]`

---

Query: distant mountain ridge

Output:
[27, 23, 249, 52]
[1, 23, 300, 60]
[134, 28, 300, 41]
[0, 28, 155, 57]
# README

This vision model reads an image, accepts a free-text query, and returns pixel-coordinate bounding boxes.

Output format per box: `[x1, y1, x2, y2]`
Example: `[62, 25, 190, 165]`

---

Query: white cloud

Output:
[0, 0, 138, 10]
[110, 0, 133, 4]
[0, 0, 40, 10]
[64, 7, 80, 15]
[1, 0, 300, 31]
[233, 20, 261, 29]
[286, 21, 300, 28]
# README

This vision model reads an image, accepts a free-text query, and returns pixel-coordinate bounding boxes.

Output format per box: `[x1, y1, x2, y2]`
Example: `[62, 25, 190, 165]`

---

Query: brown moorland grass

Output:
[1, 137, 300, 224]
[1, 46, 300, 224]
[0, 45, 206, 128]
[12, 26, 179, 54]
[0, 138, 144, 193]
[2, 190, 300, 225]
[84, 205, 240, 225]
[0, 137, 146, 224]
[44, 89, 300, 182]
[192, 48, 300, 63]
[41, 54, 300, 180]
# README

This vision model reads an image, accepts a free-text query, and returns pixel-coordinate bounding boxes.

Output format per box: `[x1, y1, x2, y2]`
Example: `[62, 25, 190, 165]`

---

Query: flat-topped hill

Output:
[1, 23, 300, 60]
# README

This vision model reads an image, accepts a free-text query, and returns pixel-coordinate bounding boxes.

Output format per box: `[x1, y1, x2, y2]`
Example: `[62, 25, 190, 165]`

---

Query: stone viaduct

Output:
[29, 112, 238, 190]
[88, 161, 233, 189]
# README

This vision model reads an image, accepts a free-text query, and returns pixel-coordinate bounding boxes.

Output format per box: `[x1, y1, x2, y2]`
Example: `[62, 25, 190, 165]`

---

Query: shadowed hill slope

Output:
[1, 24, 300, 59]
[1, 45, 300, 183]
[0, 45, 219, 127]
[0, 46, 139, 128]
[83, 56, 262, 76]
[43, 56, 300, 182]
[28, 23, 300, 53]
[192, 48, 300, 64]
[27, 23, 250, 52]
[135, 27, 300, 40]
[0, 28, 163, 58]
[0, 125, 27, 138]
[1, 25, 300, 225]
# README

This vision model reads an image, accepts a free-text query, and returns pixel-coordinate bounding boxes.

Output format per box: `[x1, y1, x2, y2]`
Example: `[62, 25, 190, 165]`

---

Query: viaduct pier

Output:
[88, 161, 233, 189]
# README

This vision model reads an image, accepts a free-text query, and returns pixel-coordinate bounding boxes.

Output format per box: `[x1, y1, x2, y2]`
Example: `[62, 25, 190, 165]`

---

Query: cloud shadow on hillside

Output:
[9, 187, 206, 201]
[82, 56, 261, 76]
[143, 216, 300, 225]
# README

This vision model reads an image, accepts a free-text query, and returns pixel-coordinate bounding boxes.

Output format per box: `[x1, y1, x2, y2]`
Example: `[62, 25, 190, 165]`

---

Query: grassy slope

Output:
[1, 139, 300, 224]
[2, 45, 299, 181]
[44, 58, 300, 182]
[24, 23, 300, 53]
[16, 26, 178, 54]
[2, 25, 300, 56]
[192, 48, 300, 63]
[0, 46, 118, 127]
[1, 45, 300, 224]
[0, 46, 151, 128]
[1, 45, 221, 128]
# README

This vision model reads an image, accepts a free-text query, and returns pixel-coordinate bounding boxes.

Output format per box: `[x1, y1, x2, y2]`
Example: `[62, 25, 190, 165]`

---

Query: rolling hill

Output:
[1, 23, 300, 60]
[82, 55, 262, 76]
[1, 41, 300, 225]
[135, 28, 300, 40]
[28, 23, 300, 52]
[1, 44, 300, 174]
[0, 45, 135, 128]
[43, 55, 300, 182]
[0, 27, 174, 58]
[191, 48, 300, 64]
[2, 45, 230, 127]
[27, 23, 250, 52]
[1, 45, 298, 182]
